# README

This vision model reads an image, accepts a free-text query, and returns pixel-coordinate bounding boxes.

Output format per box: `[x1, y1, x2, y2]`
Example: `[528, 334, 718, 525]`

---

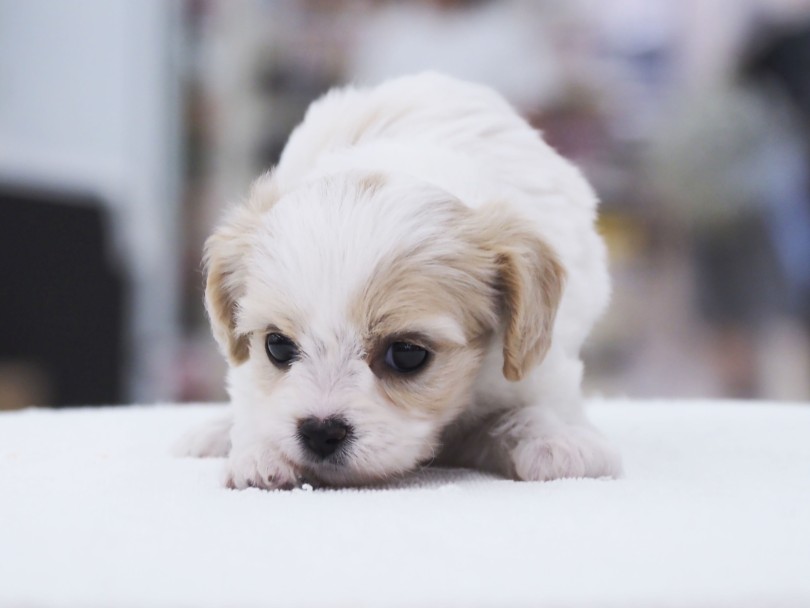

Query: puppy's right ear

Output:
[204, 173, 279, 364]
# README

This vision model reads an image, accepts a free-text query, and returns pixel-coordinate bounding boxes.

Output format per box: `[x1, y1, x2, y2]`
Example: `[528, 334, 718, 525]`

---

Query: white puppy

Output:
[178, 73, 621, 489]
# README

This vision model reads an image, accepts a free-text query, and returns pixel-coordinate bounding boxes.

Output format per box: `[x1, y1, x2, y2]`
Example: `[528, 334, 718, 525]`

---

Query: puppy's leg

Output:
[443, 350, 622, 480]
[176, 414, 300, 489]
[172, 413, 233, 458]
[500, 355, 623, 481]
[498, 406, 622, 481]
[440, 405, 621, 481]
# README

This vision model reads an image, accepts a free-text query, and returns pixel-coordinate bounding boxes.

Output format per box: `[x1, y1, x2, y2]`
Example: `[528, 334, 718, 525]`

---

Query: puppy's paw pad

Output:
[511, 427, 622, 482]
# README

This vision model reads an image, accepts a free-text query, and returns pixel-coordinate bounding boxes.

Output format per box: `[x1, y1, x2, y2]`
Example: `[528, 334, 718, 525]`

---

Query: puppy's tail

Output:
[172, 413, 233, 458]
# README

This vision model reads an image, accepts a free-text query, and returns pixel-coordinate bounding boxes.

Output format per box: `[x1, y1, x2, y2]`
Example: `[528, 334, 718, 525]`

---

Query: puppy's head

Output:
[205, 172, 564, 485]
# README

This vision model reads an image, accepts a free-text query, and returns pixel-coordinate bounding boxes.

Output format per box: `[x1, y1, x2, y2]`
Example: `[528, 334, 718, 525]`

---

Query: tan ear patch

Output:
[204, 173, 281, 365]
[347, 197, 499, 416]
[356, 172, 388, 196]
[497, 241, 565, 381]
[473, 204, 566, 381]
[204, 245, 250, 364]
[350, 198, 499, 349]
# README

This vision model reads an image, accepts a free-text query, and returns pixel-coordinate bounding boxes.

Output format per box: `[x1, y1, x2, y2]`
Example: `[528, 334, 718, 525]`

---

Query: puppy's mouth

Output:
[298, 447, 352, 474]
[292, 449, 362, 488]
[286, 445, 400, 489]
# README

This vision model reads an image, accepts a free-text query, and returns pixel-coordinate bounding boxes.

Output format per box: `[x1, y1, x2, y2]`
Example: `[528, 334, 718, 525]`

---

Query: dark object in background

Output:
[743, 19, 810, 124]
[0, 186, 126, 407]
[742, 19, 810, 327]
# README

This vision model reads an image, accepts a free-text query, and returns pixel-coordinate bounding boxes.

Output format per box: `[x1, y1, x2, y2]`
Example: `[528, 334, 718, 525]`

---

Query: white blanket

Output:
[1, 401, 809, 607]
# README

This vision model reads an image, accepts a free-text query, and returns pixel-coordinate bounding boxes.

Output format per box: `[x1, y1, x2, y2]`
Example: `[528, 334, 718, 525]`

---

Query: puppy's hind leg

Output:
[173, 413, 233, 458]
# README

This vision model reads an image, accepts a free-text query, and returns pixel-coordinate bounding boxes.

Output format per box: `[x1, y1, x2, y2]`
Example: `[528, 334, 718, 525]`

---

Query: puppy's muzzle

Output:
[297, 417, 352, 460]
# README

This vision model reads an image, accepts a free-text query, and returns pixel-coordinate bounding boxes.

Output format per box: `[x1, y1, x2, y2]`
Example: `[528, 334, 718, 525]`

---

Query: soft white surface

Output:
[1, 400, 809, 608]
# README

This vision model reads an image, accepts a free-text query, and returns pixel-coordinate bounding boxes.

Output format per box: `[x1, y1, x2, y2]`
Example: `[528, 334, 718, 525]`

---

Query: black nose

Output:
[297, 417, 351, 459]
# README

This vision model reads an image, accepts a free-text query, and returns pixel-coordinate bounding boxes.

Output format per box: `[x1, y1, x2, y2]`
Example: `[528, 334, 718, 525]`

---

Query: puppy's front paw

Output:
[511, 425, 622, 482]
[224, 447, 299, 490]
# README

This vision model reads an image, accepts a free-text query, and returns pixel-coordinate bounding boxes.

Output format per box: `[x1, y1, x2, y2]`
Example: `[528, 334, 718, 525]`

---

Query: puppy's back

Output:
[273, 73, 561, 196]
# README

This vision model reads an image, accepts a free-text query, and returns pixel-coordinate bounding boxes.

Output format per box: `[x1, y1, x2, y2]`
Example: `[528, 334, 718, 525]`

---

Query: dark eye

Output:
[384, 342, 429, 373]
[265, 333, 298, 367]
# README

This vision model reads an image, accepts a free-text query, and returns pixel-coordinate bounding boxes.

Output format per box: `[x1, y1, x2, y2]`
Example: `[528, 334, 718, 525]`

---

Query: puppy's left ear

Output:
[475, 203, 566, 381]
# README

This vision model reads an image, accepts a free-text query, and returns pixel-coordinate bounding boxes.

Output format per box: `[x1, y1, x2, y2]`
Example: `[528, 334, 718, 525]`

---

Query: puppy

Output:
[178, 72, 621, 489]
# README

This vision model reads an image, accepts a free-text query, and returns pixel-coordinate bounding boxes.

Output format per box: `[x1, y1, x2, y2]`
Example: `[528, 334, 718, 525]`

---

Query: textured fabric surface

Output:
[1, 400, 809, 608]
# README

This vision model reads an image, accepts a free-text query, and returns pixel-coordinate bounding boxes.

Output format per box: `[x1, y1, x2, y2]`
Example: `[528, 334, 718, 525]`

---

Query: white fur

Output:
[179, 73, 621, 489]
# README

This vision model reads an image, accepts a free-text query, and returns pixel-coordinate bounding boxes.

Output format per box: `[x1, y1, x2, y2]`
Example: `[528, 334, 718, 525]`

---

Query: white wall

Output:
[0, 0, 182, 402]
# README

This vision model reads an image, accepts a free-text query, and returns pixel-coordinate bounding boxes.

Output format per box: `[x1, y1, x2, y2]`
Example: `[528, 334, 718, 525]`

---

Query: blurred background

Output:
[1, 0, 809, 409]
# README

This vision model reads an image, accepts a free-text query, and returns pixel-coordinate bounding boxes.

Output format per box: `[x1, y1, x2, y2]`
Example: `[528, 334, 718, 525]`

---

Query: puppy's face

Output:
[205, 172, 563, 486]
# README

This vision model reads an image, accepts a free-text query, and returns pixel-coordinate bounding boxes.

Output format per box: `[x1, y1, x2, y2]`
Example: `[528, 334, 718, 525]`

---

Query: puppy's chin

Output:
[294, 462, 400, 489]
[292, 438, 438, 488]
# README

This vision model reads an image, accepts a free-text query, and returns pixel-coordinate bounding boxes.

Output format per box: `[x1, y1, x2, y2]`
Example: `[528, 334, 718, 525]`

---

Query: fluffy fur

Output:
[176, 73, 621, 489]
